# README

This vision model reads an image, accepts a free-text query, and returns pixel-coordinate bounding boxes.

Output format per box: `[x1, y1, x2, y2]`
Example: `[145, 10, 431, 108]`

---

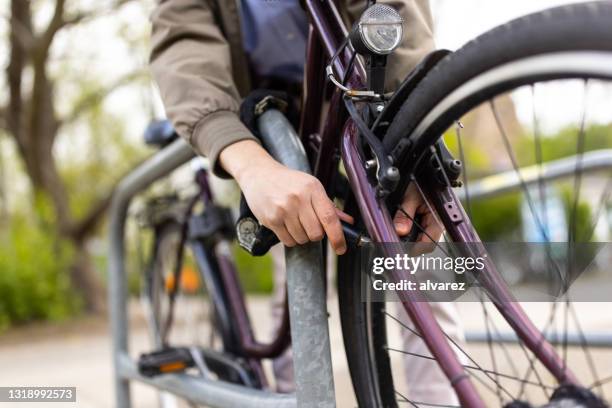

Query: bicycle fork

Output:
[341, 121, 580, 407]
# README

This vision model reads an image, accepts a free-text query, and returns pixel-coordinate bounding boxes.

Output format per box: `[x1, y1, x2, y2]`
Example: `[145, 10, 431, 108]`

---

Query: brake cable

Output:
[344, 95, 399, 196]
[326, 37, 382, 100]
[325, 30, 399, 195]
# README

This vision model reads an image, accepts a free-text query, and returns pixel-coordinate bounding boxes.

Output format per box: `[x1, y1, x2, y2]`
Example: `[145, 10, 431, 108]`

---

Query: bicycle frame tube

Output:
[194, 170, 291, 365]
[213, 244, 291, 360]
[341, 124, 486, 407]
[420, 181, 579, 385]
[299, 27, 325, 154]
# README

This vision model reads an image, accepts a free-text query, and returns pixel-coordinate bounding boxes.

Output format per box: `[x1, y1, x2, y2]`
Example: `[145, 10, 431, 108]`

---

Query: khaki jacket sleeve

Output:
[344, 0, 435, 91]
[150, 0, 257, 177]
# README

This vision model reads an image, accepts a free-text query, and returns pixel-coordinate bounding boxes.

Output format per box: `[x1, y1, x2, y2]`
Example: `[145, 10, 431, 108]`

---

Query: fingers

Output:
[312, 188, 347, 255]
[394, 197, 419, 236]
[284, 214, 309, 245]
[393, 208, 413, 236]
[290, 206, 354, 252]
[336, 208, 354, 225]
[419, 212, 443, 243]
[271, 223, 297, 247]
[394, 182, 445, 241]
[298, 205, 325, 242]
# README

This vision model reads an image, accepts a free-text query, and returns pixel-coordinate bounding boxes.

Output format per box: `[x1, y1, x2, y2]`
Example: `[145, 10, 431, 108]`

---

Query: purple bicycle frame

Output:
[298, 0, 578, 406]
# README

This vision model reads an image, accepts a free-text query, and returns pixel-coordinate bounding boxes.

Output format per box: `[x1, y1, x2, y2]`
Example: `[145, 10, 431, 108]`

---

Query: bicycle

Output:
[109, 1, 612, 407]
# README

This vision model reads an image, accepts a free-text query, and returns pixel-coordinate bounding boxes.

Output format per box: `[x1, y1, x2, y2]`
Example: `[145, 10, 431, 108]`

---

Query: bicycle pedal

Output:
[138, 347, 195, 377]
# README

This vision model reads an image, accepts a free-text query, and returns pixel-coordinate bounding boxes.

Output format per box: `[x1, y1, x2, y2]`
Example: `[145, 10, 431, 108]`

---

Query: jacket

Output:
[150, 0, 434, 177]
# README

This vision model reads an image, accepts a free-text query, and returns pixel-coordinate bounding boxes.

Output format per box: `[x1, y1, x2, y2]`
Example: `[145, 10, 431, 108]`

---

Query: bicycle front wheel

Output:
[341, 2, 612, 407]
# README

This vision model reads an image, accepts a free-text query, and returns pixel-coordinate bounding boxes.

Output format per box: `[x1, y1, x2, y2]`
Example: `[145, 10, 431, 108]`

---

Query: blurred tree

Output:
[2, 0, 144, 312]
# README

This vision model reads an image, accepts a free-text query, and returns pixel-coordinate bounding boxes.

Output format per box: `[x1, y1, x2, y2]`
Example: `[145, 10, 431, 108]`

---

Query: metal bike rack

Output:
[465, 331, 612, 348]
[258, 110, 336, 408]
[462, 149, 612, 347]
[108, 110, 333, 407]
[461, 149, 612, 200]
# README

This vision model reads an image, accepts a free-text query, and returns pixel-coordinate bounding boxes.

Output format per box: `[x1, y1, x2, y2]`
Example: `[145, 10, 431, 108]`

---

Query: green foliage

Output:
[517, 123, 612, 165]
[232, 245, 274, 294]
[0, 214, 81, 331]
[61, 101, 147, 222]
[559, 187, 594, 242]
[467, 193, 522, 241]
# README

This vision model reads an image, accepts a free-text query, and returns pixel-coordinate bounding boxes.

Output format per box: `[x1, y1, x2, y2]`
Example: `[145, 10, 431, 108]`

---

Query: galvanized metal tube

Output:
[118, 354, 295, 408]
[108, 139, 195, 408]
[463, 149, 612, 200]
[257, 109, 336, 408]
[466, 330, 612, 348]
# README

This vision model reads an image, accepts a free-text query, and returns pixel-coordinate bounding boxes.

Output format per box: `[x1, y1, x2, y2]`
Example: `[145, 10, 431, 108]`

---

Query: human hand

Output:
[220, 140, 353, 255]
[392, 182, 443, 242]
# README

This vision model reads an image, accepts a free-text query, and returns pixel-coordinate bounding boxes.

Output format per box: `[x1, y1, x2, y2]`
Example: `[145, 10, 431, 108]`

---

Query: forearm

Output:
[150, 0, 258, 177]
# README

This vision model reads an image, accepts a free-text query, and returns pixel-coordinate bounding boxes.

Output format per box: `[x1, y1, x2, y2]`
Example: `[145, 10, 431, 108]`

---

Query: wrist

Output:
[219, 139, 280, 183]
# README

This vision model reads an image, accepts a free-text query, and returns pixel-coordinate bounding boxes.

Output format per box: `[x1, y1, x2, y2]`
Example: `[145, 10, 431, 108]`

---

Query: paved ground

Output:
[0, 297, 611, 408]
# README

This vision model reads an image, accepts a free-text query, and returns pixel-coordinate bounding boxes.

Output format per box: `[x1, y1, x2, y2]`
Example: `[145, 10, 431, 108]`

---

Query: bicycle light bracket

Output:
[326, 4, 403, 101]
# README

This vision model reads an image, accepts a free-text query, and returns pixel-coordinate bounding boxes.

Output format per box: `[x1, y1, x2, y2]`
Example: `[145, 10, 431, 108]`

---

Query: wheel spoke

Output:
[479, 294, 505, 405]
[395, 390, 421, 407]
[569, 302, 604, 397]
[531, 84, 549, 239]
[384, 311, 517, 401]
[531, 85, 559, 297]
[562, 79, 589, 371]
[410, 175, 448, 240]
[455, 121, 473, 219]
[387, 346, 554, 391]
[396, 205, 450, 257]
[517, 302, 560, 400]
[590, 375, 612, 390]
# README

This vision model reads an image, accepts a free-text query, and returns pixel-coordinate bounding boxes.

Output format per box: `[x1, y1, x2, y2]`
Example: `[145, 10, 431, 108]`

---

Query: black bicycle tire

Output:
[146, 221, 262, 389]
[338, 197, 400, 408]
[384, 1, 612, 164]
[340, 2, 612, 407]
[145, 220, 182, 345]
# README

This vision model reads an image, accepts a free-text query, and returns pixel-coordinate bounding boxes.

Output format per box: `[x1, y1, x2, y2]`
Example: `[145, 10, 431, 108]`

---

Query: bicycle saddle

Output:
[144, 120, 177, 148]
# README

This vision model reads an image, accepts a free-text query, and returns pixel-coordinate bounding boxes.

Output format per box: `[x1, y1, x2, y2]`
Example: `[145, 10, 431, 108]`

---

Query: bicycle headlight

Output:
[351, 4, 403, 55]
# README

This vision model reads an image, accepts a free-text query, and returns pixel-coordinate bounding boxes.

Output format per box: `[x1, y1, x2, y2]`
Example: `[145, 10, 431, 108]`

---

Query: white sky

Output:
[431, 0, 612, 134]
[431, 0, 592, 50]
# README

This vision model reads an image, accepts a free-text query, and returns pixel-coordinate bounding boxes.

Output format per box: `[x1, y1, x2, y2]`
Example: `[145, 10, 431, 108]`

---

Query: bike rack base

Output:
[117, 353, 295, 407]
